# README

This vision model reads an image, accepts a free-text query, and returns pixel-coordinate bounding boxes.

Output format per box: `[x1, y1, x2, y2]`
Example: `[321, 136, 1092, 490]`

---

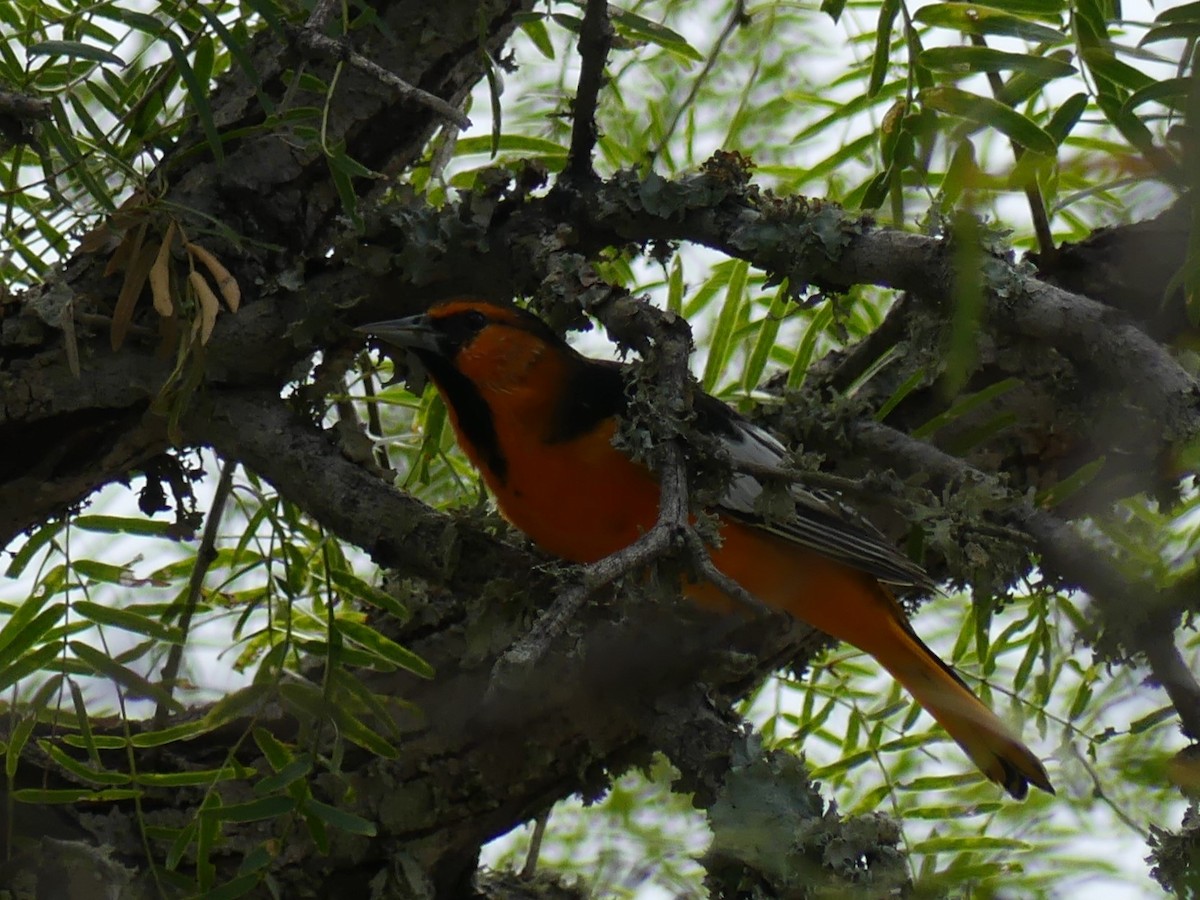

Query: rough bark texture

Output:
[1, 2, 1198, 898]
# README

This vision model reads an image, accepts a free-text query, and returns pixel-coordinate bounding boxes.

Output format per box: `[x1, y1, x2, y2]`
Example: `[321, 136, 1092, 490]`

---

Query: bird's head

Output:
[358, 298, 573, 392]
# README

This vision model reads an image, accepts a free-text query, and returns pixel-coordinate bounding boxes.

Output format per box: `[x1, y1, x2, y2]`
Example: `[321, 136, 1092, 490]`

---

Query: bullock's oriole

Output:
[361, 298, 1053, 799]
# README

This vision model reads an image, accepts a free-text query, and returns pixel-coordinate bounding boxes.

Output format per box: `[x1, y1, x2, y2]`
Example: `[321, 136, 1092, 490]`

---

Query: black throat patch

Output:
[413, 349, 508, 484]
[545, 358, 627, 443]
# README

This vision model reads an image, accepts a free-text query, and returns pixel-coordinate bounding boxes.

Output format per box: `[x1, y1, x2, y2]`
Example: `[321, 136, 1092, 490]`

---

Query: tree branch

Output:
[563, 0, 612, 181]
[839, 417, 1200, 735]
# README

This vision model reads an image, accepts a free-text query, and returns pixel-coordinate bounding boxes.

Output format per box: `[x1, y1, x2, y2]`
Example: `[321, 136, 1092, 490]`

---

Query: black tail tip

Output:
[1000, 759, 1055, 800]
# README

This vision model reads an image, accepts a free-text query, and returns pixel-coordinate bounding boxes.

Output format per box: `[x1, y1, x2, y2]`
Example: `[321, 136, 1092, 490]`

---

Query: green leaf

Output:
[13, 788, 142, 803]
[329, 704, 399, 759]
[6, 521, 64, 577]
[874, 369, 928, 423]
[326, 570, 408, 621]
[196, 5, 273, 115]
[38, 740, 130, 786]
[253, 754, 312, 795]
[136, 766, 253, 787]
[203, 683, 275, 730]
[75, 515, 172, 536]
[335, 619, 434, 678]
[1045, 92, 1088, 145]
[820, 0, 848, 24]
[253, 727, 293, 771]
[786, 305, 833, 390]
[62, 734, 127, 751]
[73, 559, 131, 584]
[1141, 22, 1200, 45]
[610, 8, 703, 63]
[69, 641, 184, 713]
[702, 259, 749, 391]
[742, 284, 790, 393]
[303, 798, 377, 836]
[913, 4, 1067, 44]
[1080, 48, 1155, 95]
[913, 836, 1032, 853]
[1035, 458, 1105, 508]
[912, 378, 1023, 439]
[207, 795, 296, 823]
[919, 86, 1057, 155]
[1122, 77, 1191, 115]
[68, 679, 100, 764]
[859, 168, 893, 211]
[0, 604, 66, 677]
[166, 821, 197, 871]
[129, 718, 212, 748]
[28, 40, 126, 67]
[74, 601, 182, 643]
[1130, 706, 1176, 734]
[453, 135, 569, 156]
[868, 0, 900, 96]
[518, 15, 555, 59]
[919, 46, 1075, 78]
[166, 36, 223, 163]
[201, 874, 261, 900]
[667, 256, 684, 316]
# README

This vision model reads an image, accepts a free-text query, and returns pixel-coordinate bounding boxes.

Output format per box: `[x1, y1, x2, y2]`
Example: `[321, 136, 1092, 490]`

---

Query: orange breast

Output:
[452, 405, 663, 563]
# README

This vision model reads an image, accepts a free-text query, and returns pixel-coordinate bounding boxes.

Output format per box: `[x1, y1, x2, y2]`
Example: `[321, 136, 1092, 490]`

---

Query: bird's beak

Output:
[355, 315, 442, 354]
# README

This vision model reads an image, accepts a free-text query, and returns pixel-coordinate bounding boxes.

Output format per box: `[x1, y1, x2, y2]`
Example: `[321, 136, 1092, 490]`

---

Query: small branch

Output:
[520, 811, 549, 878]
[650, 0, 746, 161]
[304, 0, 339, 32]
[966, 32, 1056, 261]
[563, 0, 613, 181]
[1139, 626, 1200, 741]
[290, 19, 471, 130]
[486, 524, 673, 690]
[154, 458, 236, 728]
[358, 355, 392, 471]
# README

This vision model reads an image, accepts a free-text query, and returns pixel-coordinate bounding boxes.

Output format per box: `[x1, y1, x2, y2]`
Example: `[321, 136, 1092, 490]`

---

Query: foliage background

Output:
[1, 0, 1197, 897]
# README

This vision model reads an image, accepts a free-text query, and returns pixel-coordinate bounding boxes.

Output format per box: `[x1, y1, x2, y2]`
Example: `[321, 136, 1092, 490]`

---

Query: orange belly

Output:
[487, 420, 663, 563]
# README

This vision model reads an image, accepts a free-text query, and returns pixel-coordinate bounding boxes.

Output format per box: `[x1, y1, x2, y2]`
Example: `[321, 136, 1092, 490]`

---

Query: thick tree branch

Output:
[289, 15, 472, 128]
[549, 169, 1200, 447]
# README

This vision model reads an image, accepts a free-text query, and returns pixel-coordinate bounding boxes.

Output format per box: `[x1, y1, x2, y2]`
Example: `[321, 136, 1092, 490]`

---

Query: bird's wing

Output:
[694, 395, 936, 592]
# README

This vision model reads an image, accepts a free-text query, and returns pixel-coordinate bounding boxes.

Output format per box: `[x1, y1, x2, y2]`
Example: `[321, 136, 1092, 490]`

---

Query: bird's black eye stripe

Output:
[435, 309, 490, 351]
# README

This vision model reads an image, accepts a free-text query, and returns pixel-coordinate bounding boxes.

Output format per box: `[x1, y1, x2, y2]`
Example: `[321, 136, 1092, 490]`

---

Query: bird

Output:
[359, 297, 1053, 799]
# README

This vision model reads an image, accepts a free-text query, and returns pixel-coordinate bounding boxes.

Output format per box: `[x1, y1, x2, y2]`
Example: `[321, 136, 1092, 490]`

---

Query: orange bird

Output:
[362, 298, 1053, 799]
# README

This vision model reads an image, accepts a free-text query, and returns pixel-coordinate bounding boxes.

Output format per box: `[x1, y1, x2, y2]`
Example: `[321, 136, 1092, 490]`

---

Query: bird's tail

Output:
[701, 527, 1053, 797]
[865, 594, 1053, 799]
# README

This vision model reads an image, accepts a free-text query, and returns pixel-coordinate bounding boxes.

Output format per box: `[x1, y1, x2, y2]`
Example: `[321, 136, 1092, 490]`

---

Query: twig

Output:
[305, 0, 339, 31]
[964, 30, 1056, 262]
[358, 355, 392, 470]
[520, 811, 549, 878]
[154, 459, 236, 728]
[1139, 626, 1200, 741]
[650, 0, 746, 162]
[563, 0, 613, 181]
[290, 12, 471, 130]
